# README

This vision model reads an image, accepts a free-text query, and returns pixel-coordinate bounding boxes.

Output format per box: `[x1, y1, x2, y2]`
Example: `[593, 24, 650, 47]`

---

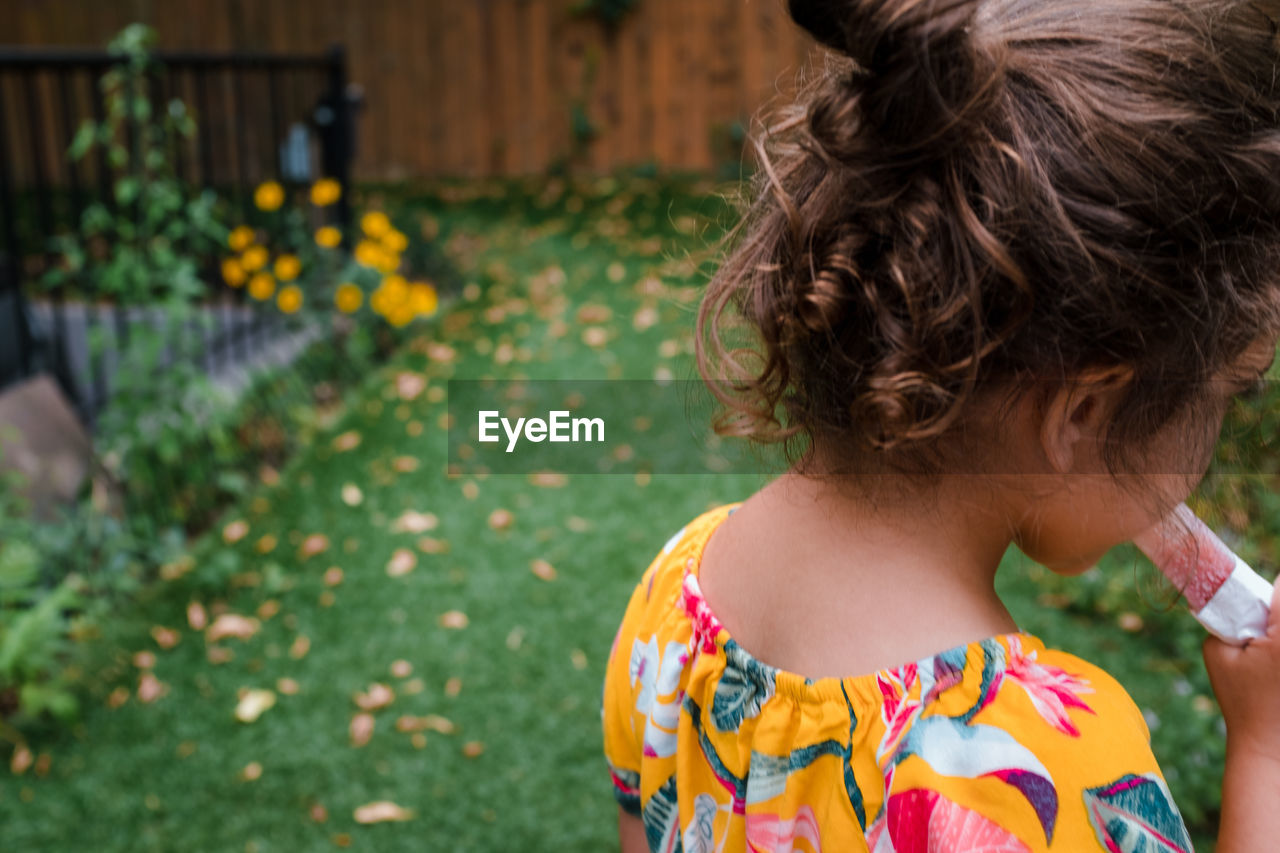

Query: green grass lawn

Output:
[1, 174, 1264, 850]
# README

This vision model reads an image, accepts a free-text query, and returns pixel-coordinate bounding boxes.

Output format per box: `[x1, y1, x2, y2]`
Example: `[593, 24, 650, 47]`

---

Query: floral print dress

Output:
[601, 503, 1195, 852]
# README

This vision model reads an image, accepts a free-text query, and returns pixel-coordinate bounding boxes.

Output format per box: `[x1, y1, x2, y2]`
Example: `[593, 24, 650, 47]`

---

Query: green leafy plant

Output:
[42, 23, 228, 305]
[0, 443, 86, 726]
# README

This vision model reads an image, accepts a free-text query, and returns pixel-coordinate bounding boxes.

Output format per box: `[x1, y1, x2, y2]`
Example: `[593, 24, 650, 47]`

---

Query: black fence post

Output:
[318, 43, 353, 241]
[0, 77, 34, 388]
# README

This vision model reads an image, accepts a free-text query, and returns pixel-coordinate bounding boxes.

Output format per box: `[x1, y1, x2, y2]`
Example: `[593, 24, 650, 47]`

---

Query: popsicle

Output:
[1132, 503, 1274, 645]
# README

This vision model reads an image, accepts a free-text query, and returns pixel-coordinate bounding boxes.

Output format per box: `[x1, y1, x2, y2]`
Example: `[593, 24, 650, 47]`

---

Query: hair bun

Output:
[788, 0, 997, 159]
[788, 0, 855, 53]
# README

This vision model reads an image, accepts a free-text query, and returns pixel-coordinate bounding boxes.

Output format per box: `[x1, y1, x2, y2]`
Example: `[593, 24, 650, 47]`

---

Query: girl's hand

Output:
[1203, 578, 1280, 762]
[1205, 580, 1280, 852]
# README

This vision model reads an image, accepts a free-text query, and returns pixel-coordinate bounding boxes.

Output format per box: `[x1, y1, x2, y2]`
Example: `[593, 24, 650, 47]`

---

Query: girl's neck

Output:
[697, 469, 1022, 680]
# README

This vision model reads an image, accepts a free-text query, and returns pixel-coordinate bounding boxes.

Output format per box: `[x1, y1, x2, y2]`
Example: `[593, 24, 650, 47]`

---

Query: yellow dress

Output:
[601, 503, 1194, 852]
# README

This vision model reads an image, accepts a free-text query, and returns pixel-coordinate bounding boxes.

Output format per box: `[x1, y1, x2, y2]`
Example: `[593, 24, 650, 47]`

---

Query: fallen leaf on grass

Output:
[391, 456, 419, 473]
[581, 327, 609, 348]
[240, 761, 263, 781]
[395, 372, 427, 400]
[138, 672, 167, 703]
[333, 431, 362, 452]
[386, 549, 417, 577]
[324, 567, 344, 586]
[425, 341, 456, 363]
[310, 803, 329, 823]
[160, 555, 194, 580]
[530, 560, 558, 582]
[341, 483, 364, 506]
[106, 686, 130, 708]
[277, 678, 300, 695]
[10, 744, 32, 775]
[396, 714, 457, 734]
[354, 801, 415, 824]
[565, 516, 590, 532]
[462, 741, 485, 758]
[350, 713, 375, 747]
[391, 510, 438, 533]
[402, 678, 425, 695]
[289, 635, 311, 659]
[207, 646, 234, 664]
[488, 509, 514, 531]
[439, 611, 469, 630]
[390, 660, 412, 678]
[133, 651, 156, 669]
[187, 601, 208, 630]
[222, 520, 249, 544]
[256, 600, 280, 620]
[1118, 612, 1144, 632]
[528, 472, 567, 488]
[416, 537, 449, 555]
[632, 306, 659, 331]
[576, 304, 612, 324]
[570, 649, 588, 670]
[235, 688, 277, 723]
[299, 534, 330, 559]
[354, 683, 395, 711]
[206, 613, 261, 643]
[255, 534, 278, 554]
[444, 677, 462, 697]
[506, 626, 526, 651]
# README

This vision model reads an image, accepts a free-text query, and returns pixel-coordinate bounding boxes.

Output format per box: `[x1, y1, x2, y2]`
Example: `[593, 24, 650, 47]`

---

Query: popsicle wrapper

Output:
[1193, 556, 1274, 644]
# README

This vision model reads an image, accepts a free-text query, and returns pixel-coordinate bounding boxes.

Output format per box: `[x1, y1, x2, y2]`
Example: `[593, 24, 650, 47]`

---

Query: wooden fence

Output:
[5, 0, 825, 180]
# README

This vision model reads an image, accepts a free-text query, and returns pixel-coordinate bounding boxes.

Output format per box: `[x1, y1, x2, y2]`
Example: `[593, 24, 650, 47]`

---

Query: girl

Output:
[602, 0, 1280, 850]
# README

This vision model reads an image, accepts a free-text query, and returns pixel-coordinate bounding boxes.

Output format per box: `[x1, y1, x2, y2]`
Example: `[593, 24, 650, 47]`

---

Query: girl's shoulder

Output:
[603, 503, 1193, 851]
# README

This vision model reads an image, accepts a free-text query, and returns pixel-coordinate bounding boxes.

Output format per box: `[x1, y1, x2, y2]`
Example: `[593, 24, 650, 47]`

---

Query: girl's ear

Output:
[1039, 366, 1135, 474]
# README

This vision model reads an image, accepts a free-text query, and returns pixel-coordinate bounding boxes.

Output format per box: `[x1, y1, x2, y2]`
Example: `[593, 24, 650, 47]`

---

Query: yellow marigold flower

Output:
[409, 281, 438, 317]
[248, 272, 276, 301]
[369, 287, 391, 317]
[254, 181, 285, 212]
[228, 226, 255, 252]
[335, 283, 363, 313]
[374, 249, 400, 275]
[381, 274, 409, 304]
[387, 305, 415, 328]
[310, 178, 342, 207]
[274, 254, 301, 282]
[354, 239, 382, 268]
[381, 228, 408, 254]
[276, 285, 304, 314]
[241, 245, 269, 272]
[221, 257, 247, 288]
[361, 211, 391, 239]
[315, 226, 342, 249]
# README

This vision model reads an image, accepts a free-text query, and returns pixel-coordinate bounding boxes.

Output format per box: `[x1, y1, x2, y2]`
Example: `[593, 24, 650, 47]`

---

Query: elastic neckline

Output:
[683, 502, 1039, 705]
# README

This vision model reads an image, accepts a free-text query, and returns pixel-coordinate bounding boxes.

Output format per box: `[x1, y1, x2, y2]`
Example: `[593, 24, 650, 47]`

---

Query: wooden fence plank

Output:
[5, 0, 824, 178]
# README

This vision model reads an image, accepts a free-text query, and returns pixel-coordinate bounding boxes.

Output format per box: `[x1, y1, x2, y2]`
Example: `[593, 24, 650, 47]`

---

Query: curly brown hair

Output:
[697, 0, 1280, 479]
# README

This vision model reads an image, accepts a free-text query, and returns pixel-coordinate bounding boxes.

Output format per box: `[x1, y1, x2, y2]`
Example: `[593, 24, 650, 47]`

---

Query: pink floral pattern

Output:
[1003, 635, 1096, 737]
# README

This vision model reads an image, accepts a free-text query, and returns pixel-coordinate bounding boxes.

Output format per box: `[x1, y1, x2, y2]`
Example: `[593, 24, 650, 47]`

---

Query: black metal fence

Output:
[0, 44, 357, 426]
